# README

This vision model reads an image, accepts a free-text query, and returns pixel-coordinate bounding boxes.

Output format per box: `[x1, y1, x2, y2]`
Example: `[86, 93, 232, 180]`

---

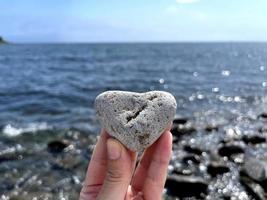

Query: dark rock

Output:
[172, 136, 180, 143]
[0, 179, 15, 191]
[218, 143, 245, 158]
[0, 155, 18, 163]
[222, 196, 231, 200]
[47, 140, 69, 153]
[205, 124, 219, 132]
[0, 146, 24, 163]
[242, 135, 266, 145]
[165, 175, 208, 198]
[184, 145, 204, 155]
[173, 117, 188, 125]
[258, 113, 267, 120]
[0, 36, 7, 44]
[240, 176, 267, 200]
[207, 162, 230, 177]
[171, 124, 196, 138]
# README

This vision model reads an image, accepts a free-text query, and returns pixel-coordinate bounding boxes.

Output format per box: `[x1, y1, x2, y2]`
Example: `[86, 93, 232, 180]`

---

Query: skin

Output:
[80, 128, 172, 200]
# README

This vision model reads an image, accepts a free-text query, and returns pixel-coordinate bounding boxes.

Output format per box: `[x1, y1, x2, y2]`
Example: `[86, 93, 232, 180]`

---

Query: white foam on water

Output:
[221, 70, 231, 76]
[2, 122, 51, 137]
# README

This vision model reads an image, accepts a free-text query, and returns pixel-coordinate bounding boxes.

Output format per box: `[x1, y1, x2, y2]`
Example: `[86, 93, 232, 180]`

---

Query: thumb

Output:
[97, 138, 136, 200]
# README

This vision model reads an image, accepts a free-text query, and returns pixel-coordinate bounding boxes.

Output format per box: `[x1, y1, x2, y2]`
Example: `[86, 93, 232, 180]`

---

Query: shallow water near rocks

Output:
[1, 43, 267, 199]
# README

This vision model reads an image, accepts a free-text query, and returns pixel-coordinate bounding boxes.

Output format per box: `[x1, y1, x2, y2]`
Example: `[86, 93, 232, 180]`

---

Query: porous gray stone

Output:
[95, 91, 177, 152]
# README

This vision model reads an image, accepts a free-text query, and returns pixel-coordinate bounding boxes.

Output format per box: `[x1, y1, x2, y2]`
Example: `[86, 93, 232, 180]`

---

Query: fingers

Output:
[80, 129, 109, 199]
[97, 138, 137, 200]
[131, 131, 172, 200]
[80, 127, 172, 200]
[131, 135, 159, 192]
[143, 131, 172, 199]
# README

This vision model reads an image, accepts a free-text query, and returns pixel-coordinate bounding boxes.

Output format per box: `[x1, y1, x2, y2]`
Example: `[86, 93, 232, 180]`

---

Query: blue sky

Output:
[0, 0, 267, 42]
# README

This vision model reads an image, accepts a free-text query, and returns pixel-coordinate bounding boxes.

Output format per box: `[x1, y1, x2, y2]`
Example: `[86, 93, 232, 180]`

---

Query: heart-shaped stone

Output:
[95, 91, 177, 152]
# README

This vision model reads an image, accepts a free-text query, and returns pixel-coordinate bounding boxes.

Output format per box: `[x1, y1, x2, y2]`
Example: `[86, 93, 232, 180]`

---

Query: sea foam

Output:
[2, 122, 51, 137]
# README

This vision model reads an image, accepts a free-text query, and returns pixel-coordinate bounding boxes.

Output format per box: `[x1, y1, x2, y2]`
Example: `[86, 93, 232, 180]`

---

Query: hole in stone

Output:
[110, 125, 115, 132]
[148, 95, 158, 101]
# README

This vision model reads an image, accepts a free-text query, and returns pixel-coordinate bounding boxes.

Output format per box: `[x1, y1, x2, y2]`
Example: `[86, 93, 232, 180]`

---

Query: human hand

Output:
[80, 128, 172, 200]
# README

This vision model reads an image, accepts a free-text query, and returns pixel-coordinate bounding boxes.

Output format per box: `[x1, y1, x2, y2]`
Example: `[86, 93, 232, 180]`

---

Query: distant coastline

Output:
[1, 40, 267, 45]
[0, 36, 8, 44]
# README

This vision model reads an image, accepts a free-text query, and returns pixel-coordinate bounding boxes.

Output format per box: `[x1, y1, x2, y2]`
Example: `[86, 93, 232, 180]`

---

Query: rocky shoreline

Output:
[164, 114, 267, 199]
[0, 36, 7, 44]
[1, 113, 267, 199]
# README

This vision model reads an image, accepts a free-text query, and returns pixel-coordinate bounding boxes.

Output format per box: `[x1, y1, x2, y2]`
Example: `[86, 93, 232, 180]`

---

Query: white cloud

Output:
[176, 0, 199, 4]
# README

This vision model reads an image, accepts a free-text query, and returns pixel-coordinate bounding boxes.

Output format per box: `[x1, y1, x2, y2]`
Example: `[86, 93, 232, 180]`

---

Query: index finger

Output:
[81, 129, 110, 194]
[132, 131, 172, 199]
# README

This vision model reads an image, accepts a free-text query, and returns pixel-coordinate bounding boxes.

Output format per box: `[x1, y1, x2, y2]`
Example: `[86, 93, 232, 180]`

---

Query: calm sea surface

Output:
[1, 43, 267, 199]
[1, 43, 267, 134]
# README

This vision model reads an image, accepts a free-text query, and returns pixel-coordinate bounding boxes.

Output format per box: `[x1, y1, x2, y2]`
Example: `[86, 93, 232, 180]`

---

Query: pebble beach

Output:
[1, 43, 267, 199]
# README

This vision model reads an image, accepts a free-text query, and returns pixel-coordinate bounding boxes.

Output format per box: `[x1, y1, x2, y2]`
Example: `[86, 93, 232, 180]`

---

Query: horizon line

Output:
[4, 40, 267, 44]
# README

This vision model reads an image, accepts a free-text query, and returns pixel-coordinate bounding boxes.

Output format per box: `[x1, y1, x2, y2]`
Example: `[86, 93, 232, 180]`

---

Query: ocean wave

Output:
[2, 122, 52, 137]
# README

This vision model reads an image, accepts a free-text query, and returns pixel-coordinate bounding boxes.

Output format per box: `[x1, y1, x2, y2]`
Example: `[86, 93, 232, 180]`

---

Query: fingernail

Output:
[107, 139, 122, 160]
